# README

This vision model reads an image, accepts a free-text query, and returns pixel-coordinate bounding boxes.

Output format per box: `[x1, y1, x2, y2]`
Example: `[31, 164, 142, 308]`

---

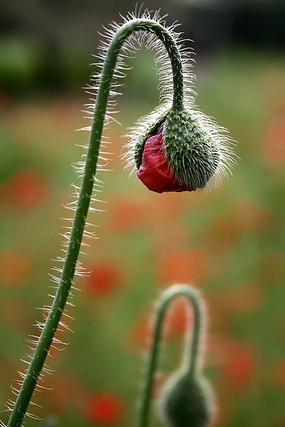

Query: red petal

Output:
[137, 133, 195, 193]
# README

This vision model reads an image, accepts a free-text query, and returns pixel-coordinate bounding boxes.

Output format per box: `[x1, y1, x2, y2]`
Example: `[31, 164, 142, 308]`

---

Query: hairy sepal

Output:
[165, 108, 236, 190]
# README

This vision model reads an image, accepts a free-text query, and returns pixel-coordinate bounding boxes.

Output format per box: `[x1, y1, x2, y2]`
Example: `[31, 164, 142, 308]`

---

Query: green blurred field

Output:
[0, 50, 285, 427]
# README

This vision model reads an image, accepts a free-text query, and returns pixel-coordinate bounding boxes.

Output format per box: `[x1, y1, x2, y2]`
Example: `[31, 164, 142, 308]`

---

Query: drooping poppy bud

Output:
[132, 108, 235, 194]
[160, 372, 214, 427]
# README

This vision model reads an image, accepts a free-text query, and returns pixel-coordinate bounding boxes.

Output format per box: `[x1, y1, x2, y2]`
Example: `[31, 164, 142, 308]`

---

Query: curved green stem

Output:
[6, 18, 184, 427]
[137, 284, 203, 427]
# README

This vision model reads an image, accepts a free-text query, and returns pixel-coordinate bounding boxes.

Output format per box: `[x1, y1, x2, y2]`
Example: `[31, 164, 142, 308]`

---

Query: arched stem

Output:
[6, 18, 185, 427]
[137, 284, 204, 427]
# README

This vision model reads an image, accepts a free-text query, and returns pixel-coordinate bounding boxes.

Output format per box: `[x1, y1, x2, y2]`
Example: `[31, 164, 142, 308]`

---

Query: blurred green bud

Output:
[160, 372, 214, 427]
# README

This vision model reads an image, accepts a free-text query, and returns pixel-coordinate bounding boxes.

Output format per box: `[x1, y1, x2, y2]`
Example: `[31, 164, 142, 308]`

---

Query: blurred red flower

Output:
[9, 169, 48, 210]
[109, 197, 144, 232]
[158, 249, 207, 286]
[85, 263, 123, 296]
[85, 392, 125, 425]
[209, 336, 257, 393]
[223, 345, 257, 392]
[137, 125, 195, 193]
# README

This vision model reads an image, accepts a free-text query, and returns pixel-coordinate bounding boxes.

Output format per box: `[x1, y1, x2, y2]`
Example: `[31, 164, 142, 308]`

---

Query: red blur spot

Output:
[158, 250, 207, 286]
[85, 392, 125, 425]
[9, 169, 48, 209]
[224, 346, 257, 392]
[109, 197, 144, 232]
[85, 263, 123, 296]
[0, 250, 33, 286]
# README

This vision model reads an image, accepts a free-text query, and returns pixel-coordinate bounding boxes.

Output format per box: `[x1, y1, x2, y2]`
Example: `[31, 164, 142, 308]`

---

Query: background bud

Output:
[160, 372, 214, 427]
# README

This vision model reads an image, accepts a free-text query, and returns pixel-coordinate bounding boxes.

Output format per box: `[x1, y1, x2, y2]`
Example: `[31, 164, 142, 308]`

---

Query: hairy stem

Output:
[6, 18, 184, 427]
[138, 284, 203, 427]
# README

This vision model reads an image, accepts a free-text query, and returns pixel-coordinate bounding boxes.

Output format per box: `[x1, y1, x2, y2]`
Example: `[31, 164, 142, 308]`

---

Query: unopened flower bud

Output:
[134, 108, 234, 193]
[160, 372, 214, 427]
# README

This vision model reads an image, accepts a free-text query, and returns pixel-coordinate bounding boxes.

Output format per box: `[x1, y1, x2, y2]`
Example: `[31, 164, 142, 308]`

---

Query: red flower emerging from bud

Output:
[137, 124, 196, 193]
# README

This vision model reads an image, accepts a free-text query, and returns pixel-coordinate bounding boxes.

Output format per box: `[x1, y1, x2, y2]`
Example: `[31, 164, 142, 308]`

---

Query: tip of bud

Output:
[159, 372, 214, 427]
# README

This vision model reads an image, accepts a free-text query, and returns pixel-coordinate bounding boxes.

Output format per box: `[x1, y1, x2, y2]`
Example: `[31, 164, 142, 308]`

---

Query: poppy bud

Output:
[160, 372, 213, 427]
[134, 108, 233, 193]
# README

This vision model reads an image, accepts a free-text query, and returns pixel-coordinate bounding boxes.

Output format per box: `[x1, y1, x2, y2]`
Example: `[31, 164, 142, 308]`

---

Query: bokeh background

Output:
[0, 0, 285, 426]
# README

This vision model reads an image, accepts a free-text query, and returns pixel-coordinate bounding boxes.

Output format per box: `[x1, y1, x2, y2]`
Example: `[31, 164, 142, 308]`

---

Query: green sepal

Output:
[165, 109, 219, 189]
